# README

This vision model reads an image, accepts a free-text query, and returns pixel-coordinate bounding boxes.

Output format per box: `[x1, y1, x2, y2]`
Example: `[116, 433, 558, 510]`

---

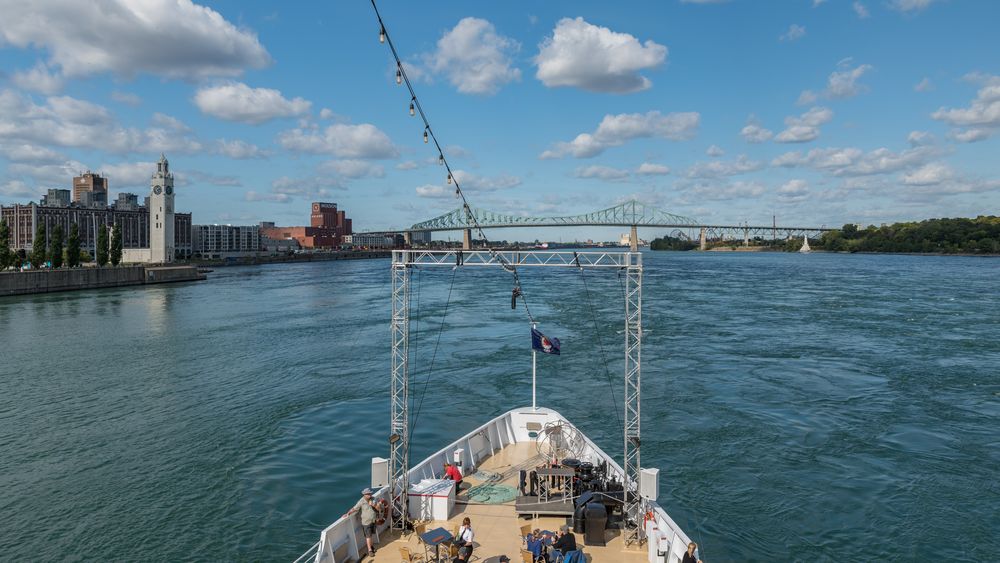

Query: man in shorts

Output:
[347, 487, 379, 557]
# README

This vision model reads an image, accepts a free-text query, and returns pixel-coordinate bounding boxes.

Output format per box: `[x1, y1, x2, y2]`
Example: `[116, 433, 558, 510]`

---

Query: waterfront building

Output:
[0, 155, 192, 261]
[72, 172, 108, 207]
[192, 224, 260, 259]
[40, 189, 71, 208]
[349, 232, 400, 248]
[259, 202, 352, 249]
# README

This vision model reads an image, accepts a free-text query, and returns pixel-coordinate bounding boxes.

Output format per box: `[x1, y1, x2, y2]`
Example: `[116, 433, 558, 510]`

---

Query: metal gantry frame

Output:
[386, 250, 645, 543]
[623, 258, 644, 546]
[388, 258, 410, 531]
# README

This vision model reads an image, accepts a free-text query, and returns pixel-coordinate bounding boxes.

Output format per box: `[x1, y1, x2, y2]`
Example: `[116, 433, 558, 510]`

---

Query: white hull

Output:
[303, 407, 692, 563]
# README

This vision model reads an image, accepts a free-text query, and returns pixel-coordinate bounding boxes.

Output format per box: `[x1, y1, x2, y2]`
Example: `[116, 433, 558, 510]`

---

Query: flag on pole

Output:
[531, 327, 561, 355]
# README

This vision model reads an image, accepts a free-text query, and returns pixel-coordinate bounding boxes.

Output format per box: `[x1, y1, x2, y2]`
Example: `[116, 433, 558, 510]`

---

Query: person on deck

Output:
[454, 516, 475, 562]
[346, 488, 379, 558]
[682, 541, 703, 563]
[549, 525, 577, 561]
[443, 462, 463, 490]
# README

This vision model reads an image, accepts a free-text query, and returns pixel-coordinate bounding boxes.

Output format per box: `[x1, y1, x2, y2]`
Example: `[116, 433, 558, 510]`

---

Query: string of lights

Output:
[369, 0, 536, 324]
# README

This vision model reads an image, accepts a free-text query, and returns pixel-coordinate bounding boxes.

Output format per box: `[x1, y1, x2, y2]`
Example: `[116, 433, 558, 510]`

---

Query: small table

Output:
[419, 527, 454, 563]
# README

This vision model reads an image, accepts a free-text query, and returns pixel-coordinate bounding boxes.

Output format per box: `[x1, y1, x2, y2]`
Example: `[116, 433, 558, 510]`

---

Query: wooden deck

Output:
[365, 442, 648, 563]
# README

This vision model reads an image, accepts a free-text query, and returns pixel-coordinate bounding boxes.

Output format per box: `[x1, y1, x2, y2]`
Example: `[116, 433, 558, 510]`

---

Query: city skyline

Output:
[1, 1, 998, 240]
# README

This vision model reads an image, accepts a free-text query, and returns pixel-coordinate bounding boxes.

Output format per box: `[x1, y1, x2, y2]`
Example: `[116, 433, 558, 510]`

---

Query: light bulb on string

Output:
[447, 173, 452, 185]
[409, 99, 415, 116]
[396, 67, 402, 85]
[379, 26, 386, 44]
[423, 129, 429, 143]
[455, 186, 460, 197]
[438, 153, 444, 165]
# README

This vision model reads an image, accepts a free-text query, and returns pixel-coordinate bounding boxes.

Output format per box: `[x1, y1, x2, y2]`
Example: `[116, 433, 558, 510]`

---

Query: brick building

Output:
[259, 202, 352, 249]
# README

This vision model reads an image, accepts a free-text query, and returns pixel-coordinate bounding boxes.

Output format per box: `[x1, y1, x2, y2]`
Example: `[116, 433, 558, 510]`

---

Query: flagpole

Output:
[532, 322, 537, 411]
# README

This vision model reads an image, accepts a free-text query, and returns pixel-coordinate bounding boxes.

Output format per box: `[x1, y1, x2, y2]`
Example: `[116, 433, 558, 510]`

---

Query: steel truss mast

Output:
[388, 250, 646, 545]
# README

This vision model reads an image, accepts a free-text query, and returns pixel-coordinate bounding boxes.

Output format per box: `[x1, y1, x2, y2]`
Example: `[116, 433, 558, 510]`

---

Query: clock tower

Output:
[149, 154, 175, 263]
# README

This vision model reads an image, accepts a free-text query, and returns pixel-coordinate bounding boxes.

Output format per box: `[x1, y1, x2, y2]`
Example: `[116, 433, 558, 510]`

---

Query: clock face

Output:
[154, 186, 162, 195]
[165, 186, 173, 195]
[313, 204, 319, 211]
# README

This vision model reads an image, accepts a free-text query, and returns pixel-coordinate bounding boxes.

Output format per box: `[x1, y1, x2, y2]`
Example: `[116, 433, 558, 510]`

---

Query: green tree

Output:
[96, 224, 109, 267]
[110, 224, 123, 266]
[79, 250, 93, 263]
[49, 225, 65, 268]
[0, 219, 11, 271]
[31, 224, 48, 268]
[66, 223, 81, 268]
[13, 249, 26, 270]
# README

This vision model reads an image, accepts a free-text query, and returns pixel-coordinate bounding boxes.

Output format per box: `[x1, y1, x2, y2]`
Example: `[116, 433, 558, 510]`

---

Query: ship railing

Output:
[292, 541, 319, 563]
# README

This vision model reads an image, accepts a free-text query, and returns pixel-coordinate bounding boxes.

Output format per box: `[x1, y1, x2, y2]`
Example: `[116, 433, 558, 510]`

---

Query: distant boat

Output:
[799, 235, 811, 253]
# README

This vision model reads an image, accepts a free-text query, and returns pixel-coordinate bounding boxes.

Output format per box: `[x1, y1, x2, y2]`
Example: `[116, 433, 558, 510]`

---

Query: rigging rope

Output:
[369, 0, 536, 325]
[408, 267, 458, 447]
[574, 253, 623, 432]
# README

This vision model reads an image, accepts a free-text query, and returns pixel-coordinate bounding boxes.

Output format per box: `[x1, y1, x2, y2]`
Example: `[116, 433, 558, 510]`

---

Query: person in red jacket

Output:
[443, 462, 463, 490]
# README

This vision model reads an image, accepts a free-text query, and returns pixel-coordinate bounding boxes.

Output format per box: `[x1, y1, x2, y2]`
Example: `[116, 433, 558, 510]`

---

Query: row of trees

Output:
[820, 216, 1000, 254]
[0, 220, 122, 271]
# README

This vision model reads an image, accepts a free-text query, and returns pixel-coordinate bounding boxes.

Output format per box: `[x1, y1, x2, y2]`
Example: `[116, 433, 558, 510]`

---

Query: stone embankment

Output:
[0, 265, 205, 297]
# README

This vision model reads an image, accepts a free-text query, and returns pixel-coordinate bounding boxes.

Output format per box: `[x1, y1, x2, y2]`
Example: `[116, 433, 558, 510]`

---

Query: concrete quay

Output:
[0, 265, 205, 297]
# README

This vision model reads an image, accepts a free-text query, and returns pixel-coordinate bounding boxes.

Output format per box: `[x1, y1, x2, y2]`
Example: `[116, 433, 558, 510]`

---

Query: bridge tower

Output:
[630, 225, 638, 252]
[462, 228, 472, 250]
[699, 227, 707, 251]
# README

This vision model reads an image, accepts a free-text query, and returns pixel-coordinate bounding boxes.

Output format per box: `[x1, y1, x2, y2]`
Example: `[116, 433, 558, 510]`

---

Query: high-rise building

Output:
[72, 172, 108, 207]
[40, 189, 71, 207]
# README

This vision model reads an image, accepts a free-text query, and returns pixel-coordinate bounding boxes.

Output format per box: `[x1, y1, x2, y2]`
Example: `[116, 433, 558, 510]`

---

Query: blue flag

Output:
[531, 327, 561, 355]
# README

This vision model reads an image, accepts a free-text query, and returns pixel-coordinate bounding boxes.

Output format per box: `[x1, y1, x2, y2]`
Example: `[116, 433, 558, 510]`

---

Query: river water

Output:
[1, 252, 997, 562]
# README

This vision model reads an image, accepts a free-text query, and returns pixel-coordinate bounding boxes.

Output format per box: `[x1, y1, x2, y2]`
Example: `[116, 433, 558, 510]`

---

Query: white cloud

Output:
[777, 179, 809, 203]
[151, 113, 191, 133]
[540, 110, 699, 159]
[277, 123, 397, 159]
[907, 131, 935, 146]
[931, 79, 1000, 141]
[0, 179, 39, 199]
[0, 0, 270, 80]
[11, 63, 65, 94]
[452, 170, 521, 192]
[889, 0, 936, 13]
[0, 89, 201, 155]
[680, 0, 730, 3]
[111, 91, 141, 106]
[245, 191, 291, 203]
[797, 90, 819, 106]
[902, 163, 953, 185]
[813, 0, 828, 6]
[853, 2, 871, 19]
[826, 64, 874, 99]
[213, 139, 266, 159]
[421, 17, 520, 95]
[914, 77, 932, 92]
[772, 145, 936, 177]
[687, 154, 764, 178]
[98, 161, 158, 188]
[950, 129, 991, 143]
[775, 106, 833, 143]
[741, 117, 774, 143]
[270, 176, 344, 200]
[636, 163, 670, 175]
[706, 144, 725, 157]
[194, 82, 310, 124]
[319, 159, 385, 179]
[0, 143, 63, 163]
[319, 108, 334, 120]
[395, 161, 421, 171]
[534, 17, 667, 93]
[415, 184, 453, 199]
[574, 165, 630, 181]
[183, 170, 241, 187]
[780, 24, 806, 42]
[687, 180, 766, 200]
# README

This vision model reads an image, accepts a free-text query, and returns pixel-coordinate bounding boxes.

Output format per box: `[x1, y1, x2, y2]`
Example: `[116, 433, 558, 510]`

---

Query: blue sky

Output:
[0, 0, 998, 241]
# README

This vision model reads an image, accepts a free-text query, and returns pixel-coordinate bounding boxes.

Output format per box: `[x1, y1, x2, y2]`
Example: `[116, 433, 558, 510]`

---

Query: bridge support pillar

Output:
[404, 231, 412, 246]
[744, 228, 750, 247]
[630, 225, 638, 252]
[462, 228, 472, 250]
[699, 227, 707, 251]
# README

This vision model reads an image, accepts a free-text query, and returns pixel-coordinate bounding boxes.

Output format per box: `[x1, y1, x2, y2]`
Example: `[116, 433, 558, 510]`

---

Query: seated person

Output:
[549, 526, 577, 561]
[454, 517, 474, 562]
[525, 531, 544, 561]
[443, 462, 463, 489]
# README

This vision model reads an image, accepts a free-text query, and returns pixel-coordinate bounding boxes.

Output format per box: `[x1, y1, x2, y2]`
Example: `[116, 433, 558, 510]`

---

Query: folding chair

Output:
[400, 546, 425, 562]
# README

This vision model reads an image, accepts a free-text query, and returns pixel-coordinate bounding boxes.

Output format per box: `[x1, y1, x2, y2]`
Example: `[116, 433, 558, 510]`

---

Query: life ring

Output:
[374, 498, 390, 525]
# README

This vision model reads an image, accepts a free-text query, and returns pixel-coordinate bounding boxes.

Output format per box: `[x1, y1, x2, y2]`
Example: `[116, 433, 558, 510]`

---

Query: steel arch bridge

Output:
[408, 200, 700, 232]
